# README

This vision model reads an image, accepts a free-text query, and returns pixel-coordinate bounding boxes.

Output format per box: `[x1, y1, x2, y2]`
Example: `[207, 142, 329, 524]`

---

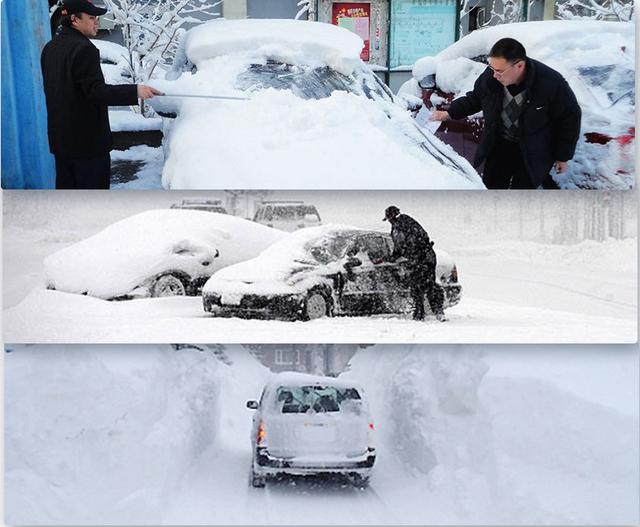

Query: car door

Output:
[378, 234, 414, 315]
[338, 234, 393, 315]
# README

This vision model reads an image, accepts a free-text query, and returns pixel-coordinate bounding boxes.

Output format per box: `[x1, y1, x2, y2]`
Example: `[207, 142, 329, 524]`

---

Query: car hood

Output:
[44, 210, 285, 299]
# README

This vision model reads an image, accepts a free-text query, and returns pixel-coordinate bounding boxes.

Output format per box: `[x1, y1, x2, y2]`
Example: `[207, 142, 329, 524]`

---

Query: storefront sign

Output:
[332, 2, 371, 61]
[390, 0, 457, 68]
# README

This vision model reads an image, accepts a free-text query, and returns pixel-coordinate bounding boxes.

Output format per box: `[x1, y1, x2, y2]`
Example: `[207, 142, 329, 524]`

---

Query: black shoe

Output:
[435, 312, 447, 322]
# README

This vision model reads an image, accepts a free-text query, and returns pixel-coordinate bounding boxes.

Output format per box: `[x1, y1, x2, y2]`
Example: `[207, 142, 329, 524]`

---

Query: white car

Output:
[149, 18, 483, 190]
[246, 372, 376, 488]
[402, 20, 635, 189]
[253, 201, 321, 231]
[44, 209, 284, 300]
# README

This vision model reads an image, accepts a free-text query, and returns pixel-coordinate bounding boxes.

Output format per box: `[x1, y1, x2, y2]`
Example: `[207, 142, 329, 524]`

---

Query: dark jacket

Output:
[41, 27, 138, 159]
[388, 214, 436, 266]
[447, 58, 581, 187]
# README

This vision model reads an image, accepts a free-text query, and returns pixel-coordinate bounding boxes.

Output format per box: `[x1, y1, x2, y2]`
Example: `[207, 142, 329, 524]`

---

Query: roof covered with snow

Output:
[183, 19, 364, 76]
[265, 371, 365, 391]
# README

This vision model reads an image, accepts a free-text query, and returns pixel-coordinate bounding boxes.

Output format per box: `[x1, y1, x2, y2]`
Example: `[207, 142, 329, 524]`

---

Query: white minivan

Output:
[246, 372, 376, 488]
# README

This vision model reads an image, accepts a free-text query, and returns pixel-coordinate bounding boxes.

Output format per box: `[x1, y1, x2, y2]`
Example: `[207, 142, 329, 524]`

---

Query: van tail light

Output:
[257, 420, 266, 445]
[450, 265, 458, 283]
[369, 422, 374, 431]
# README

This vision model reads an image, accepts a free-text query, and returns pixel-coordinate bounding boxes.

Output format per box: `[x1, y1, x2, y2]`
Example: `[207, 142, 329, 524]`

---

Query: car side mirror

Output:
[246, 400, 259, 410]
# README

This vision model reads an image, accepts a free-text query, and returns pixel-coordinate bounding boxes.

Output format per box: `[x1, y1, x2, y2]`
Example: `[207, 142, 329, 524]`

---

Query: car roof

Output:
[182, 19, 364, 76]
[265, 371, 364, 392]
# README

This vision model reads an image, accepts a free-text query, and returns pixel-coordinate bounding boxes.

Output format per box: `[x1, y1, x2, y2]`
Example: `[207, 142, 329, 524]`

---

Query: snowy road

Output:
[6, 345, 637, 525]
[3, 288, 635, 343]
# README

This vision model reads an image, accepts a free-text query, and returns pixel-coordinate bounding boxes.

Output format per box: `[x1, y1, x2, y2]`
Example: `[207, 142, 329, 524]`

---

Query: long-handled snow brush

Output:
[158, 93, 250, 101]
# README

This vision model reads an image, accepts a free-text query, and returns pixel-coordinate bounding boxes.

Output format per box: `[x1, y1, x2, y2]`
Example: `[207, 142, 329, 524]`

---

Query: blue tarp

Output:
[2, 0, 56, 188]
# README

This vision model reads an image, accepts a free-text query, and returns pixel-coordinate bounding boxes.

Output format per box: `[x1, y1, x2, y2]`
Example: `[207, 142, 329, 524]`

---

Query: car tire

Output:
[303, 289, 331, 321]
[150, 274, 187, 298]
[349, 473, 369, 489]
[250, 469, 266, 488]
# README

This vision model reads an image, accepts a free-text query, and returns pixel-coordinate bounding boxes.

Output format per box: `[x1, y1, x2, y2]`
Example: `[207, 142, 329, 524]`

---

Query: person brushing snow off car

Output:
[377, 206, 446, 322]
[430, 38, 581, 189]
[41, 0, 162, 189]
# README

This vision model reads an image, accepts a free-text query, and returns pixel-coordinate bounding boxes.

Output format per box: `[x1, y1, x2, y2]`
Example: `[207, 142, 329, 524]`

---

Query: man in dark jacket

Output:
[379, 206, 446, 321]
[430, 38, 581, 189]
[41, 0, 161, 189]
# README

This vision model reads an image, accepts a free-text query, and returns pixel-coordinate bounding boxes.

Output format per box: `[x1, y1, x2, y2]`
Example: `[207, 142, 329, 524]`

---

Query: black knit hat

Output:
[382, 205, 400, 221]
[60, 0, 107, 16]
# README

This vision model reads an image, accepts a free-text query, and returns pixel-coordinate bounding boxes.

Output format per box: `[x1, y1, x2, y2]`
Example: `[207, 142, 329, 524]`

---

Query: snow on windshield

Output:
[44, 210, 285, 299]
[182, 19, 364, 76]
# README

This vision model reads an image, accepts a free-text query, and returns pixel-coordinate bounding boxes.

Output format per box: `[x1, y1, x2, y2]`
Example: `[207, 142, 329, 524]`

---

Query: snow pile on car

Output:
[342, 345, 639, 523]
[181, 19, 364, 76]
[4, 344, 269, 524]
[158, 87, 483, 189]
[43, 209, 285, 299]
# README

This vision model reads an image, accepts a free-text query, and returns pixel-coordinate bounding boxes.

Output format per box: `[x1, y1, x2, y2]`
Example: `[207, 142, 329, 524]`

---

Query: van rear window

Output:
[275, 385, 361, 414]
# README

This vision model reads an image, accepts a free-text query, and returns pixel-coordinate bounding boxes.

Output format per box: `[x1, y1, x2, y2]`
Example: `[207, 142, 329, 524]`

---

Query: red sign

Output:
[332, 3, 371, 62]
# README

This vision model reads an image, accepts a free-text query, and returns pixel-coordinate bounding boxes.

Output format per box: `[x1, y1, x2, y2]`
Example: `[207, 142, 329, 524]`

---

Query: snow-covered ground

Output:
[3, 192, 636, 343]
[5, 343, 638, 524]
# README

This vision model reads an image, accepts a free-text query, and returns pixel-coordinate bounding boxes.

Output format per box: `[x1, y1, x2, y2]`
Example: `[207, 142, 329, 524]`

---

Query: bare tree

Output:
[102, 0, 222, 113]
[555, 0, 634, 21]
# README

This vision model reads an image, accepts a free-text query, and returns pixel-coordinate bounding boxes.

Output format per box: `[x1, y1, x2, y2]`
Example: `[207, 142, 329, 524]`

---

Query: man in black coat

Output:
[379, 206, 446, 322]
[430, 38, 581, 189]
[41, 0, 161, 189]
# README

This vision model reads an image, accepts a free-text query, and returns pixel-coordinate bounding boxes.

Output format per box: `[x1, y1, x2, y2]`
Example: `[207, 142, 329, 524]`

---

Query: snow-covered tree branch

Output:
[555, 0, 634, 21]
[294, 0, 310, 20]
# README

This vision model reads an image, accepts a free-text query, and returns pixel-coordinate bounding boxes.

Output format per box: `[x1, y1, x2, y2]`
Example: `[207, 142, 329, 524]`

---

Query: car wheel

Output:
[349, 473, 369, 489]
[151, 274, 186, 298]
[250, 469, 266, 488]
[304, 290, 330, 320]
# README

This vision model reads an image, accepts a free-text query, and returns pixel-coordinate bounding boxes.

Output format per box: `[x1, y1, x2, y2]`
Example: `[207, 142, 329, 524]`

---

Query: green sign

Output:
[390, 0, 458, 69]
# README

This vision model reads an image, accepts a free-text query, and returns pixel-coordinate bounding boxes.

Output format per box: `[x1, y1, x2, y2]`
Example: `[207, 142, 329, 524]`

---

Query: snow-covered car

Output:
[401, 20, 635, 189]
[44, 209, 285, 300]
[246, 372, 376, 488]
[91, 39, 131, 84]
[253, 201, 321, 231]
[149, 19, 483, 190]
[202, 224, 461, 320]
[170, 198, 227, 214]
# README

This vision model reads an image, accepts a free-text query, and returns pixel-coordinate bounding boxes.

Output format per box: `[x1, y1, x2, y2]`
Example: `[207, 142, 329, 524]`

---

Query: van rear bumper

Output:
[254, 446, 376, 476]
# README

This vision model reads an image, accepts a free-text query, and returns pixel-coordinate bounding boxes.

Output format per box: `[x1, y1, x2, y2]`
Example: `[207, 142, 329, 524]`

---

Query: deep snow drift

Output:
[4, 344, 638, 524]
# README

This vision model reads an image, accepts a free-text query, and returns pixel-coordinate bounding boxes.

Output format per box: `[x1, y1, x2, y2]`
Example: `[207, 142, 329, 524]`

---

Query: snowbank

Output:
[182, 19, 364, 76]
[44, 209, 285, 299]
[343, 345, 639, 524]
[109, 111, 163, 132]
[4, 345, 237, 524]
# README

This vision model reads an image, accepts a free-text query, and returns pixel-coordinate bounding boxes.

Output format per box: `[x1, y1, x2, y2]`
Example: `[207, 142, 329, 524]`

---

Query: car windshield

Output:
[271, 205, 320, 221]
[275, 385, 362, 414]
[236, 62, 358, 100]
[577, 65, 635, 107]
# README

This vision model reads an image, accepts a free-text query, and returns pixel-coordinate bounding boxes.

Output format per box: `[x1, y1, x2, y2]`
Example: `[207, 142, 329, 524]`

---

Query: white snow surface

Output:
[109, 111, 163, 132]
[411, 20, 636, 189]
[182, 19, 364, 76]
[4, 344, 638, 524]
[43, 210, 285, 299]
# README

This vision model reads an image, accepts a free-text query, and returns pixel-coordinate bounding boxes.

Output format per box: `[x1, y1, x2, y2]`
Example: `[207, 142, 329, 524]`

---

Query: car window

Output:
[358, 235, 391, 261]
[305, 234, 351, 264]
[264, 206, 273, 221]
[274, 385, 361, 414]
[577, 65, 635, 107]
[235, 62, 357, 100]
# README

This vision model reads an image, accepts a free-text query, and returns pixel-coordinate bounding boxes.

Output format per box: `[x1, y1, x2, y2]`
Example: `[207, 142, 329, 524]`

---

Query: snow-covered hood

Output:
[44, 210, 285, 299]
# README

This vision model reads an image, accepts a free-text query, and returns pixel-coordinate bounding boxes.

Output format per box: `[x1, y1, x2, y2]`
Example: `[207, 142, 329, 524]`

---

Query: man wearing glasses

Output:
[430, 38, 581, 189]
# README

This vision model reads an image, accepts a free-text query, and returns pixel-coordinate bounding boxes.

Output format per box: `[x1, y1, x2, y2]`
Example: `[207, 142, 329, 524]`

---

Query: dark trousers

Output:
[409, 263, 445, 320]
[55, 154, 111, 189]
[483, 137, 559, 189]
